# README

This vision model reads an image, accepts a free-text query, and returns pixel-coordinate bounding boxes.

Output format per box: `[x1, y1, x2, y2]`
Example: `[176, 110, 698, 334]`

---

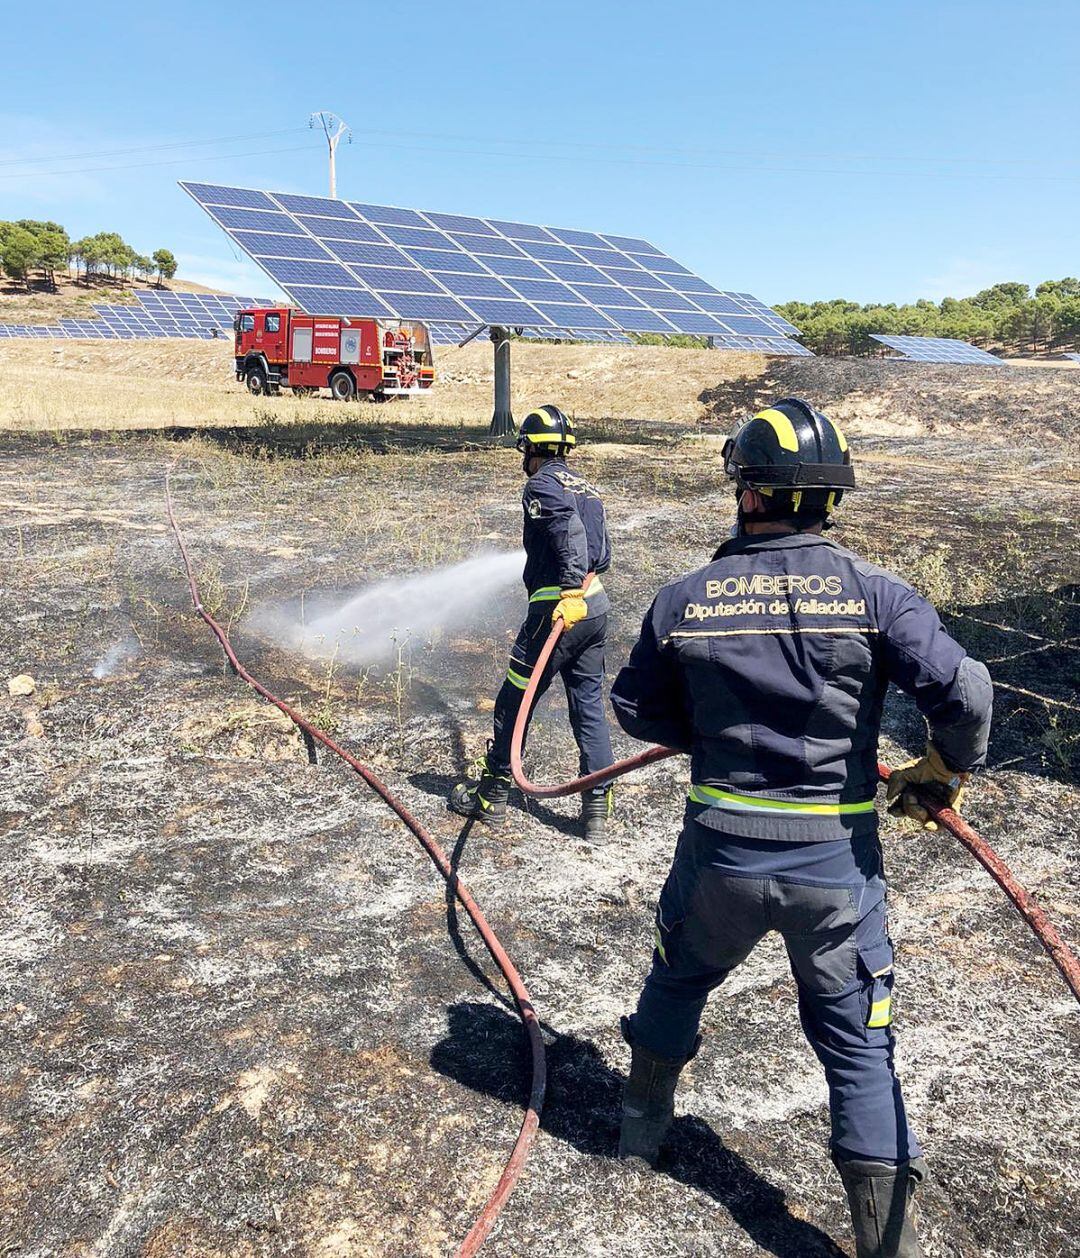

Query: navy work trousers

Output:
[489, 609, 614, 795]
[630, 817, 922, 1164]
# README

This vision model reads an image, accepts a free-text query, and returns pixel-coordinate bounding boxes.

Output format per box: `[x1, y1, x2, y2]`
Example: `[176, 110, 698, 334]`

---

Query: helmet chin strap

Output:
[735, 494, 751, 536]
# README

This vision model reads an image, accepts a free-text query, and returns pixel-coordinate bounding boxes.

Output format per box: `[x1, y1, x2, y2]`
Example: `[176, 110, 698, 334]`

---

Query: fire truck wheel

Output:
[245, 365, 268, 396]
[329, 372, 356, 402]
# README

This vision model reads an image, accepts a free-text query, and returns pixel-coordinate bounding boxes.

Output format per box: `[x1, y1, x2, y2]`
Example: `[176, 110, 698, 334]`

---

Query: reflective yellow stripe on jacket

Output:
[528, 576, 605, 604]
[688, 783, 876, 817]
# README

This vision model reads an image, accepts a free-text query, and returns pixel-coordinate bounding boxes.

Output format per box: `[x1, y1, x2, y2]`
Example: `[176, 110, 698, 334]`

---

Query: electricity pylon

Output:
[309, 112, 352, 199]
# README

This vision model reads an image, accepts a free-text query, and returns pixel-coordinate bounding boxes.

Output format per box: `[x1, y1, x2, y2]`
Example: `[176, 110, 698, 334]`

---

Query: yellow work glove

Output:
[886, 742, 969, 831]
[553, 588, 587, 629]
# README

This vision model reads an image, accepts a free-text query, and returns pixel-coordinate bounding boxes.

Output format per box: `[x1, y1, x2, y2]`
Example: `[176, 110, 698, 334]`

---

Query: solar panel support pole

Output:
[489, 325, 514, 437]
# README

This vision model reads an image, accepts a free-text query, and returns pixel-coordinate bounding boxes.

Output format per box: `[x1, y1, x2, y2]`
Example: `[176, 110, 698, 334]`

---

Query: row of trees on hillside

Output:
[0, 220, 177, 291]
[777, 280, 1080, 357]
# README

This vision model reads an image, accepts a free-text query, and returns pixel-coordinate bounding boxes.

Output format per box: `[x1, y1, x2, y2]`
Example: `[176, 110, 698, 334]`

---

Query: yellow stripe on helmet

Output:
[828, 418, 848, 452]
[522, 430, 576, 444]
[754, 407, 800, 453]
[522, 406, 575, 445]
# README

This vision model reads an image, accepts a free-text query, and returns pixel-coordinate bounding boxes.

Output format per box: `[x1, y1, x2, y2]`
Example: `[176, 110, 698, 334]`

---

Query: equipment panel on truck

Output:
[233, 307, 435, 401]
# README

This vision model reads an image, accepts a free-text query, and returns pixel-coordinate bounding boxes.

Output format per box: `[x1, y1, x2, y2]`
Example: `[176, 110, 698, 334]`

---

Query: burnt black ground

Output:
[1, 361, 1078, 1257]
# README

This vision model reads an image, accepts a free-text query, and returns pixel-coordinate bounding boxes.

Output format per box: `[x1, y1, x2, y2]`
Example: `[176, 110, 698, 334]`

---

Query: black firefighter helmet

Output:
[723, 397, 855, 520]
[515, 404, 577, 462]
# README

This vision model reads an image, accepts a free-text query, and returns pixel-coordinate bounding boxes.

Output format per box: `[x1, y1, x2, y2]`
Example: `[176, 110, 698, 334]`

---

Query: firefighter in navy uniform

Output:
[610, 399, 992, 1258]
[449, 405, 616, 838]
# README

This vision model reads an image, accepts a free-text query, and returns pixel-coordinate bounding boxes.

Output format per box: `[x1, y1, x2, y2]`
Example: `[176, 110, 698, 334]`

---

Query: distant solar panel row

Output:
[869, 334, 1006, 366]
[180, 182, 806, 350]
[0, 289, 270, 340]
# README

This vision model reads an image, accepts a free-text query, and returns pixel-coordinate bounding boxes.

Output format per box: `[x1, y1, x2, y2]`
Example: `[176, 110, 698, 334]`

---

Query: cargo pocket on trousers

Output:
[858, 937, 895, 1032]
[654, 863, 690, 969]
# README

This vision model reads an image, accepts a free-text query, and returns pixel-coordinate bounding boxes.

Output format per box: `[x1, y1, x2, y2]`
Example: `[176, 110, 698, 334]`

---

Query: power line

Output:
[352, 125, 1080, 174]
[0, 143, 314, 180]
[0, 127, 310, 168]
[3, 127, 1075, 187]
[338, 135, 1080, 184]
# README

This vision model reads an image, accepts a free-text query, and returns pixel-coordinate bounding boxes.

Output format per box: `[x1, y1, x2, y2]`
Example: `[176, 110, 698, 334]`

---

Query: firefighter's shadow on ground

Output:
[431, 1001, 846, 1258]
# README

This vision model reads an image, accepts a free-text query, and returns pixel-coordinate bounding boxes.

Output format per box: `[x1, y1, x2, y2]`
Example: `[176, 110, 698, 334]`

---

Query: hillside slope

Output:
[0, 272, 245, 325]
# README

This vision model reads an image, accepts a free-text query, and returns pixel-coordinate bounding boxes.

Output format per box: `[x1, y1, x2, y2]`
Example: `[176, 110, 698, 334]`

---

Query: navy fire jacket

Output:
[521, 458, 611, 620]
[611, 532, 992, 841]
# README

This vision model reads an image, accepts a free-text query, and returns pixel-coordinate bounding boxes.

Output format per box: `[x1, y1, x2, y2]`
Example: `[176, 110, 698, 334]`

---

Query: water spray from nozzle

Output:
[252, 549, 526, 667]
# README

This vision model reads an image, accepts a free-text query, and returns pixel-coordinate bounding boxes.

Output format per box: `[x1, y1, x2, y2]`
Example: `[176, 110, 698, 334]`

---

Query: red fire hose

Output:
[511, 610, 1080, 1006]
[165, 473, 543, 1258]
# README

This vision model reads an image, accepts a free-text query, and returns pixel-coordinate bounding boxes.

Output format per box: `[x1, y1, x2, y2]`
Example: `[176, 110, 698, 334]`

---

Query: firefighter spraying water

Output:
[448, 405, 617, 839]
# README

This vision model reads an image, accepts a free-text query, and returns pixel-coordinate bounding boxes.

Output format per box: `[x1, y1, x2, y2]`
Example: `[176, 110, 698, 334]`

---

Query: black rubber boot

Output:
[448, 744, 511, 825]
[835, 1156, 927, 1258]
[582, 786, 613, 840]
[617, 1016, 698, 1167]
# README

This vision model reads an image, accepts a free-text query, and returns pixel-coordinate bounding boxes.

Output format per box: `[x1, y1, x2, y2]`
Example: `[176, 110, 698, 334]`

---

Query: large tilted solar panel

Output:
[421, 323, 810, 354]
[180, 182, 806, 350]
[424, 323, 475, 346]
[870, 334, 1006, 366]
[727, 293, 801, 337]
[515, 326, 632, 344]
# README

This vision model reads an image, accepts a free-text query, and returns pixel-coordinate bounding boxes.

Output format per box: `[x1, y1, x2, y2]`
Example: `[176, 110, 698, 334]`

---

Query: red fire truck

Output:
[233, 307, 435, 401]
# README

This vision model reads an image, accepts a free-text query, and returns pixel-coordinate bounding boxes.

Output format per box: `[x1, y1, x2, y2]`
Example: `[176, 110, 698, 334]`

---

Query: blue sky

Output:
[2, 0, 1076, 306]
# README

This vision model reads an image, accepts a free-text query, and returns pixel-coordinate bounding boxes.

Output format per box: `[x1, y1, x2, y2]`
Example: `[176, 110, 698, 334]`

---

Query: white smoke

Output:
[252, 549, 526, 666]
[92, 635, 140, 679]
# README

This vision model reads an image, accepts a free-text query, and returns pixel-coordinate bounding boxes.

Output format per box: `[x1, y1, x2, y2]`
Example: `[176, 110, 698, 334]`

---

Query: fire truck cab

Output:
[233, 306, 435, 401]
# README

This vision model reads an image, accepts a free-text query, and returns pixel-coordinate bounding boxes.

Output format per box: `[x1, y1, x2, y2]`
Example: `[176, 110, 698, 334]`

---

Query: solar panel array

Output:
[180, 182, 809, 355]
[870, 334, 1006, 366]
[0, 289, 269, 340]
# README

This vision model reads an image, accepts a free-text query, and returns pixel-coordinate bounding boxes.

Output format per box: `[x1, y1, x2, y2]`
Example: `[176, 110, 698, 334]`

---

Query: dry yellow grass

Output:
[0, 337, 762, 432]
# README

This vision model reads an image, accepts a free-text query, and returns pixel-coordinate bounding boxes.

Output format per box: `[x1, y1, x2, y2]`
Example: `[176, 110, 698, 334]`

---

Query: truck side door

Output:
[261, 310, 288, 363]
